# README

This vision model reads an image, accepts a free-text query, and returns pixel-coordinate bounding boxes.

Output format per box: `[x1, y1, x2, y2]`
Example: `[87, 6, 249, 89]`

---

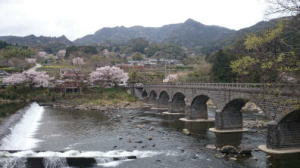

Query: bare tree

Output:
[266, 0, 300, 16]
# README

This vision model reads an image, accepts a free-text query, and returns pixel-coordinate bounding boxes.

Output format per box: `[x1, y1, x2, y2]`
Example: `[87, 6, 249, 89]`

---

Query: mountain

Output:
[0, 35, 73, 47]
[199, 17, 287, 54]
[74, 19, 235, 47]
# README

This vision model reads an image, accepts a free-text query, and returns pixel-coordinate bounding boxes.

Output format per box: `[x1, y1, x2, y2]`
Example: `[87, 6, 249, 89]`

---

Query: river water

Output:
[0, 103, 299, 168]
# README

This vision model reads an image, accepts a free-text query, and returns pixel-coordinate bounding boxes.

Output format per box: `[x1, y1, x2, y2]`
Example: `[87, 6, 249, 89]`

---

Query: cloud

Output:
[0, 0, 267, 40]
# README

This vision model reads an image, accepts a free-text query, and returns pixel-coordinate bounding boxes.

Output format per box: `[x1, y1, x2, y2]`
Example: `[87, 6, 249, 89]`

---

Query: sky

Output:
[0, 0, 268, 40]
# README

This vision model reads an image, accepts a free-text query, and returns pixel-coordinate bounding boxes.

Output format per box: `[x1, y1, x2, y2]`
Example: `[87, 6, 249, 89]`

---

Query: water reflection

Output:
[267, 154, 300, 168]
[215, 132, 243, 148]
[183, 122, 214, 135]
[160, 120, 184, 130]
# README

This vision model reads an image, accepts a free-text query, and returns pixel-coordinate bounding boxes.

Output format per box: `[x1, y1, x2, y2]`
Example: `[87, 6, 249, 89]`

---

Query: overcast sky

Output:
[0, 0, 268, 40]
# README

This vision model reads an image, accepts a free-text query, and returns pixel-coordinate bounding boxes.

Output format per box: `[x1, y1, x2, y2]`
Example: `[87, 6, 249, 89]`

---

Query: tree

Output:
[131, 52, 144, 61]
[211, 50, 235, 82]
[266, 0, 300, 16]
[23, 70, 52, 87]
[0, 41, 9, 49]
[89, 66, 128, 86]
[2, 73, 27, 85]
[128, 70, 164, 83]
[129, 38, 149, 53]
[3, 70, 52, 87]
[72, 57, 85, 66]
[233, 22, 299, 82]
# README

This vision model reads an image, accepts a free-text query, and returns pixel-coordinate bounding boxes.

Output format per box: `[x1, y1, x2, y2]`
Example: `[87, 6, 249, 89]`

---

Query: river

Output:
[0, 103, 299, 168]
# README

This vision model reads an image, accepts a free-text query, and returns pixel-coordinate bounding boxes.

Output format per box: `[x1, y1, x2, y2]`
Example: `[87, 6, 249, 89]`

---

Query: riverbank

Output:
[0, 86, 142, 112]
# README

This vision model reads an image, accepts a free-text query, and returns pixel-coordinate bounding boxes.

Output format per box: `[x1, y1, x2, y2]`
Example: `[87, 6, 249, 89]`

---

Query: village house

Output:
[55, 69, 86, 93]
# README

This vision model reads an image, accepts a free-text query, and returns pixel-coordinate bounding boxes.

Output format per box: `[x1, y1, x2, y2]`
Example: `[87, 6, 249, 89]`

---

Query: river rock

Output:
[149, 127, 154, 131]
[229, 157, 237, 161]
[220, 145, 238, 155]
[206, 144, 216, 150]
[239, 148, 252, 156]
[182, 129, 191, 135]
[136, 124, 145, 129]
[127, 156, 137, 159]
[215, 153, 224, 158]
[135, 140, 143, 143]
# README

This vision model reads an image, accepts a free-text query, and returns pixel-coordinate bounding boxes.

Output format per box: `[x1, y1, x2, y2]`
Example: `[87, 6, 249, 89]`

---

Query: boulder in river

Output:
[239, 148, 252, 156]
[182, 129, 191, 135]
[220, 145, 238, 155]
[206, 144, 216, 150]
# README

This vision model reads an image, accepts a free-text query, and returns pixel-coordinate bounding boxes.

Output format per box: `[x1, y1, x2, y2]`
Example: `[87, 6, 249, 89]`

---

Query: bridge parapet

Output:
[143, 83, 300, 96]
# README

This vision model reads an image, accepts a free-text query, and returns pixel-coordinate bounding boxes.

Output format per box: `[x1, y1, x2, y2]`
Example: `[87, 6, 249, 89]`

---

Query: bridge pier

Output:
[259, 109, 300, 154]
[154, 91, 170, 110]
[162, 93, 186, 120]
[162, 101, 186, 120]
[180, 96, 215, 124]
[209, 99, 249, 133]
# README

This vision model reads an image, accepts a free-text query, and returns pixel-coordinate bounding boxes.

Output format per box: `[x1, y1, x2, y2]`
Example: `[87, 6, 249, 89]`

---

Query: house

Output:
[60, 69, 86, 81]
[55, 69, 86, 93]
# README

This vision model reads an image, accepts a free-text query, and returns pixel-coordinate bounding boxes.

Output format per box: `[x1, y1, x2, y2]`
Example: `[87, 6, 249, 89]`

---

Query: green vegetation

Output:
[128, 70, 164, 83]
[64, 87, 136, 106]
[0, 42, 34, 71]
[0, 86, 137, 107]
[131, 52, 144, 61]
[207, 15, 300, 83]
[0, 102, 27, 118]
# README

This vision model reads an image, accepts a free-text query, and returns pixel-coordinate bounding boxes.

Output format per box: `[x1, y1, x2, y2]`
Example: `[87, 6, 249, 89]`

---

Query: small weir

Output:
[0, 102, 44, 150]
[0, 150, 168, 167]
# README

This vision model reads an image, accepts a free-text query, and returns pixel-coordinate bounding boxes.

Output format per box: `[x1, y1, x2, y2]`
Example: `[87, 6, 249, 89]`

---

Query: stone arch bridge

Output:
[131, 83, 300, 153]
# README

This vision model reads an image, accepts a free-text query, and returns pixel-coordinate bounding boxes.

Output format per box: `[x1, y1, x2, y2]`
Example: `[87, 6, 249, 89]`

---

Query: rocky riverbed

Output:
[1, 103, 300, 168]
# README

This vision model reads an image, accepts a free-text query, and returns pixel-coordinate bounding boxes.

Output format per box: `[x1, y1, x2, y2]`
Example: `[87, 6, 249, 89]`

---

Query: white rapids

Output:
[0, 102, 44, 150]
[0, 150, 179, 167]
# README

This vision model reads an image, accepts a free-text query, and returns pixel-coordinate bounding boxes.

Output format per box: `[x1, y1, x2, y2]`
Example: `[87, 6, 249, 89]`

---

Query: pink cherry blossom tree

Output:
[2, 73, 27, 85]
[163, 74, 178, 83]
[24, 70, 53, 87]
[90, 66, 128, 87]
[3, 70, 53, 87]
[72, 57, 85, 66]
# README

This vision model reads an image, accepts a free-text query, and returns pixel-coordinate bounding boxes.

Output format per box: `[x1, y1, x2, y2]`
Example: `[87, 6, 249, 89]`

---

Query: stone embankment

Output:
[44, 101, 150, 112]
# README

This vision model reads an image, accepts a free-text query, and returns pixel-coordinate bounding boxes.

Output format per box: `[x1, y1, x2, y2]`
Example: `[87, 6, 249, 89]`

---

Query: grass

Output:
[0, 102, 27, 118]
[55, 87, 137, 106]
[0, 67, 23, 73]
[0, 86, 137, 107]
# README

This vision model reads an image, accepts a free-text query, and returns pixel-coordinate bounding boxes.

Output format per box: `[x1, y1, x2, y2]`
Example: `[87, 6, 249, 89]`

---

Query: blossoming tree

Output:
[2, 73, 27, 85]
[3, 70, 52, 87]
[72, 57, 85, 66]
[24, 70, 53, 87]
[89, 66, 128, 87]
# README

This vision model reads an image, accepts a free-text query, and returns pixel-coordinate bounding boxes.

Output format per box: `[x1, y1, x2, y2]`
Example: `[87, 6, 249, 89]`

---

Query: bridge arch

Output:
[189, 95, 210, 119]
[149, 90, 158, 104]
[158, 91, 170, 108]
[267, 109, 300, 149]
[169, 92, 186, 113]
[141, 90, 148, 99]
[216, 98, 249, 130]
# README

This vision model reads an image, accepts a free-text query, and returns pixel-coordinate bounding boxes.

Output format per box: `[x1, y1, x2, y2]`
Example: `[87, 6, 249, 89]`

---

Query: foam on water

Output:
[0, 150, 178, 167]
[0, 150, 165, 158]
[0, 102, 44, 150]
